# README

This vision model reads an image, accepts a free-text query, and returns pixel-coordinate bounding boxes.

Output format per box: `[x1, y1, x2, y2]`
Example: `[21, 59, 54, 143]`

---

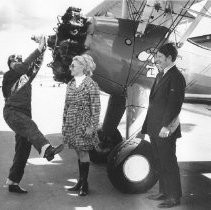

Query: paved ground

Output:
[0, 84, 211, 210]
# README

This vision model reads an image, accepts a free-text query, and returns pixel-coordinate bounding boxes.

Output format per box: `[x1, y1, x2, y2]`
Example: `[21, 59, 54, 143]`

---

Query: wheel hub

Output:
[123, 154, 150, 182]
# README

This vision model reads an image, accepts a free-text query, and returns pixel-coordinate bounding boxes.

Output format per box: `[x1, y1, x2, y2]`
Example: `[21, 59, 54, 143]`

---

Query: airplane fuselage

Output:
[87, 17, 211, 100]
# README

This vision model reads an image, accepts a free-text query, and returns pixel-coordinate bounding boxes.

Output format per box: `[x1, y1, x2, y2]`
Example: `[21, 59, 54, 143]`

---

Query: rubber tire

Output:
[107, 139, 158, 194]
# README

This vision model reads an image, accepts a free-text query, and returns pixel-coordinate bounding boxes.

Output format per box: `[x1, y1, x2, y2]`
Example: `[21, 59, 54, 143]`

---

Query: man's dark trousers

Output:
[150, 133, 182, 199]
[4, 106, 49, 183]
[9, 134, 32, 183]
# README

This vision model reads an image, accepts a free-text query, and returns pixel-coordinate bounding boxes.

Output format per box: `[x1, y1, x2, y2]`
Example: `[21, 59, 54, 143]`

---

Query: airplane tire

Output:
[107, 138, 158, 194]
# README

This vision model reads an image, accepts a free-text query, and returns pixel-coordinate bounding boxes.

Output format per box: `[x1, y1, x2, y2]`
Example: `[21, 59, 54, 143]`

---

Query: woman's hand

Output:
[84, 126, 94, 137]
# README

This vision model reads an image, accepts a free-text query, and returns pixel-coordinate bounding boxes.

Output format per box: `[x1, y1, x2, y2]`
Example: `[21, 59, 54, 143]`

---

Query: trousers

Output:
[3, 106, 49, 183]
[9, 134, 31, 183]
[150, 134, 182, 199]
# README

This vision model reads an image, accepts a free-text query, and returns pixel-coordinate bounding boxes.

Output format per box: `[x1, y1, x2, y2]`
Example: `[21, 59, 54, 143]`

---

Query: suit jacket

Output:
[141, 65, 186, 138]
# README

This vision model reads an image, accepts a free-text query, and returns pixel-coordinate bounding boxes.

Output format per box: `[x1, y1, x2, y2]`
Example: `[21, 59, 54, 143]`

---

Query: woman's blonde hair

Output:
[72, 54, 96, 76]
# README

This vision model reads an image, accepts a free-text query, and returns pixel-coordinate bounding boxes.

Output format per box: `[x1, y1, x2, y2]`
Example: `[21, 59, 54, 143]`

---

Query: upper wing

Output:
[86, 0, 200, 22]
[86, 0, 208, 41]
[86, 0, 122, 17]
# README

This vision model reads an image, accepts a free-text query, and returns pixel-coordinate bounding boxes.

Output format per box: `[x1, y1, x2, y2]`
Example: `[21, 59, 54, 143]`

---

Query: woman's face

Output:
[69, 60, 84, 77]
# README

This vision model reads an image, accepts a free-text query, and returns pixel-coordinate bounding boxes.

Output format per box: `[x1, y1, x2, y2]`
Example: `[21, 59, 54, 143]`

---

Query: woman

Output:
[62, 54, 101, 196]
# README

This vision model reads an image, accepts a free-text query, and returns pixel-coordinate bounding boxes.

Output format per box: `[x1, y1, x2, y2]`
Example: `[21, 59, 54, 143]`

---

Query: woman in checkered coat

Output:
[62, 54, 101, 196]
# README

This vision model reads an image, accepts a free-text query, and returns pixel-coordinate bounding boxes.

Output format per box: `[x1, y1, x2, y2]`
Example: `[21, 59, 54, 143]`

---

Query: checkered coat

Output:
[62, 76, 101, 150]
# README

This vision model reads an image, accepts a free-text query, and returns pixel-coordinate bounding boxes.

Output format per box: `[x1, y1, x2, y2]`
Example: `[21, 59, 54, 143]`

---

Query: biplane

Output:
[46, 0, 211, 193]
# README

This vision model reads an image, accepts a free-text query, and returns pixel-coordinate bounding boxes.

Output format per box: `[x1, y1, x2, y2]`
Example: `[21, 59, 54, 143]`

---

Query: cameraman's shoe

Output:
[44, 144, 63, 161]
[9, 185, 28, 194]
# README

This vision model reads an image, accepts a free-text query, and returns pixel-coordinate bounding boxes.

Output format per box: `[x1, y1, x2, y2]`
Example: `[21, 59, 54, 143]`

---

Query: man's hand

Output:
[38, 35, 46, 52]
[159, 127, 170, 138]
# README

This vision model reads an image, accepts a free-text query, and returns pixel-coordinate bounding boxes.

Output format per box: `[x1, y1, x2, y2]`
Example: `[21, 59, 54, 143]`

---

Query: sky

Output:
[0, 0, 104, 73]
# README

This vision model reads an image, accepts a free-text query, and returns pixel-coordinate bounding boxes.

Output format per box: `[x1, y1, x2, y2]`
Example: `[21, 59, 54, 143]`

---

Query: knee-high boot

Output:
[68, 160, 82, 191]
[79, 162, 89, 196]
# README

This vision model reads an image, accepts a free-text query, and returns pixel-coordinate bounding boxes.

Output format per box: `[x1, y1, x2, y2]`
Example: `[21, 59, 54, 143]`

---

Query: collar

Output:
[74, 74, 86, 87]
[163, 63, 175, 75]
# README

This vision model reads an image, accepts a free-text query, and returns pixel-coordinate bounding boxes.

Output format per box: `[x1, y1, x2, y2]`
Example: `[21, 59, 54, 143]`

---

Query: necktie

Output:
[154, 72, 164, 88]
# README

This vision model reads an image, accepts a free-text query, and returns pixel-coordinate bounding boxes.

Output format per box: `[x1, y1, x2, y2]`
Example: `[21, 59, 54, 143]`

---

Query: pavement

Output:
[0, 84, 211, 210]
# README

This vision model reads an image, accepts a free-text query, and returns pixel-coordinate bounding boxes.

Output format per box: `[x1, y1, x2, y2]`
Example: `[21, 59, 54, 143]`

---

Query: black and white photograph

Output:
[0, 0, 211, 209]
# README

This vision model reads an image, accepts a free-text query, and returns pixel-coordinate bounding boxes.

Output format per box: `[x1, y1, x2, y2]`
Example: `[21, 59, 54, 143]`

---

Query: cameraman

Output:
[2, 35, 63, 194]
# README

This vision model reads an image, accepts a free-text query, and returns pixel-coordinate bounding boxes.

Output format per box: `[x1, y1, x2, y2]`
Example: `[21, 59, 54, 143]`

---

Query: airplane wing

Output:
[86, 0, 123, 17]
[86, 0, 198, 21]
[86, 0, 205, 37]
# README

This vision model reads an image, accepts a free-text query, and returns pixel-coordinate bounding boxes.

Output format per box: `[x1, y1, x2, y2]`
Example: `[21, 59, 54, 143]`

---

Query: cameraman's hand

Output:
[38, 35, 46, 53]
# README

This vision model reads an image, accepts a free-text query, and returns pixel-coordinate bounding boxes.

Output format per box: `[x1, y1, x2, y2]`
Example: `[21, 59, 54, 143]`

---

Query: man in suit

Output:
[141, 43, 186, 208]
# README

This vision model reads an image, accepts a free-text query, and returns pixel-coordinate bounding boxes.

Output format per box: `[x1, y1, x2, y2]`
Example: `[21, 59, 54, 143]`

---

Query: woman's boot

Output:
[79, 162, 89, 196]
[68, 160, 82, 191]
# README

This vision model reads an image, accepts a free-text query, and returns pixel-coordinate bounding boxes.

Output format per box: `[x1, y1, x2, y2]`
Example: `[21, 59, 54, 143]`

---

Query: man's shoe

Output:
[8, 185, 28, 194]
[158, 198, 180, 208]
[147, 193, 166, 200]
[44, 144, 64, 161]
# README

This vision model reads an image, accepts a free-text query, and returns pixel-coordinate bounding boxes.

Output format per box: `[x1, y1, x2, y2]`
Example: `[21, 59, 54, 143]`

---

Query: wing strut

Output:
[122, 0, 128, 18]
[135, 0, 156, 37]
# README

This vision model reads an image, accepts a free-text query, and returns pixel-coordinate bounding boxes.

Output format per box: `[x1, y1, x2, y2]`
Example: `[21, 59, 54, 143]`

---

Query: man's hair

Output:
[158, 43, 178, 62]
[72, 54, 96, 76]
[7, 55, 16, 69]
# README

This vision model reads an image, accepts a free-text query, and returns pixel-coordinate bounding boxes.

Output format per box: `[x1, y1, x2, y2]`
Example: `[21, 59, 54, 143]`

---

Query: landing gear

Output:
[89, 132, 158, 193]
[89, 128, 123, 164]
[107, 138, 158, 193]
